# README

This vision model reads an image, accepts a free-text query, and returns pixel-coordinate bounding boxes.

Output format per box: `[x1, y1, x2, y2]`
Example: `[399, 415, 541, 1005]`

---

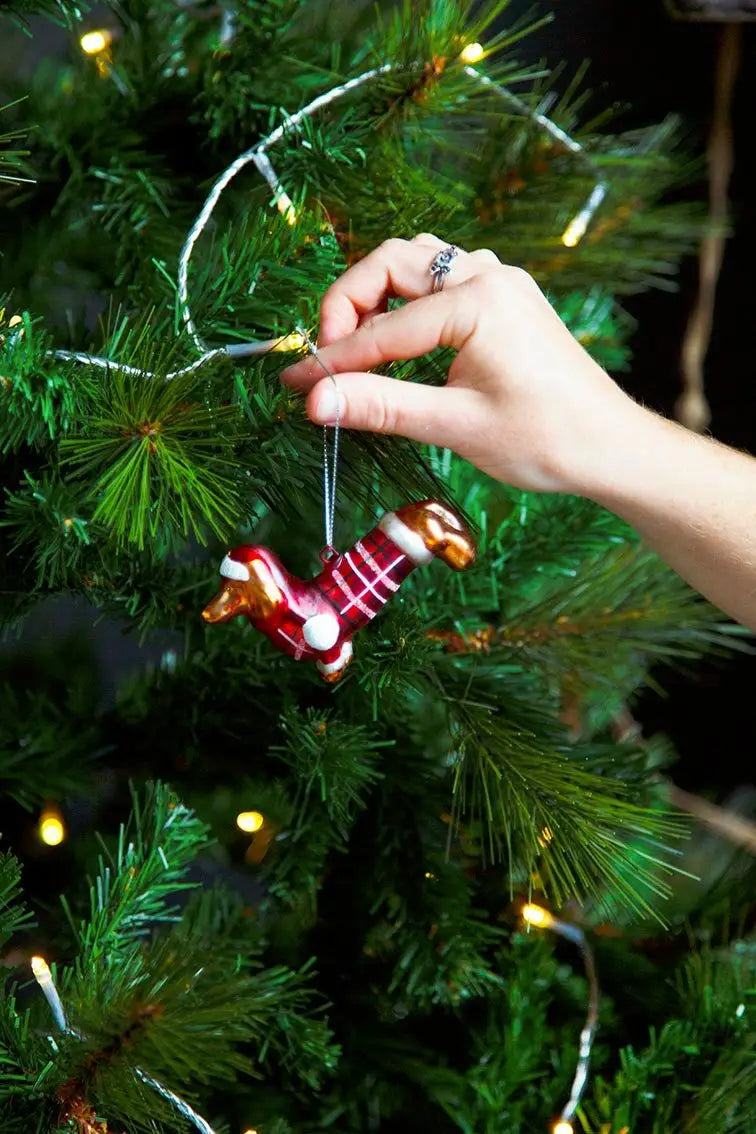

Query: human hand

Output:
[279, 234, 645, 495]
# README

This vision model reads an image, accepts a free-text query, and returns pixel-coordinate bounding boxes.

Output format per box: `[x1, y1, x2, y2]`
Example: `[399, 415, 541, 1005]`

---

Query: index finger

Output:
[280, 282, 478, 393]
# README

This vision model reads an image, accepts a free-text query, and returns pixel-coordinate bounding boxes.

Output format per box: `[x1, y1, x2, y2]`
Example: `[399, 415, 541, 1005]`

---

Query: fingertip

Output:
[307, 378, 346, 425]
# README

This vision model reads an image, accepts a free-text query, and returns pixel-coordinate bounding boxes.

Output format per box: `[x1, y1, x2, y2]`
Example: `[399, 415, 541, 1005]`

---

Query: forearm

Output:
[579, 399, 756, 632]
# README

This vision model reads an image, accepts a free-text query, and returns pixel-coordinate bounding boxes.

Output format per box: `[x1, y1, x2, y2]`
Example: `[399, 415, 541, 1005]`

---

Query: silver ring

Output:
[429, 244, 460, 293]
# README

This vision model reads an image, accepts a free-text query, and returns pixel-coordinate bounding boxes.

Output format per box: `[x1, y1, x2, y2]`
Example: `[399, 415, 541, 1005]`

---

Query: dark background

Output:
[4, 0, 756, 803]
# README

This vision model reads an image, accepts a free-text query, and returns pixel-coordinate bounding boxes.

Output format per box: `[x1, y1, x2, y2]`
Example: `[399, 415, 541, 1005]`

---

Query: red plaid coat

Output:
[249, 521, 416, 669]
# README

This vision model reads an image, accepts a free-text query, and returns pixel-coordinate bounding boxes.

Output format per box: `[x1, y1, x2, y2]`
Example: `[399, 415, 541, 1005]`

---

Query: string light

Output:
[522, 903, 555, 930]
[80, 29, 113, 55]
[38, 805, 66, 847]
[521, 904, 599, 1132]
[236, 810, 265, 833]
[50, 54, 609, 379]
[30, 956, 70, 1032]
[459, 41, 485, 63]
[274, 190, 298, 225]
[30, 957, 219, 1133]
[562, 182, 609, 247]
[271, 330, 305, 351]
[174, 57, 609, 359]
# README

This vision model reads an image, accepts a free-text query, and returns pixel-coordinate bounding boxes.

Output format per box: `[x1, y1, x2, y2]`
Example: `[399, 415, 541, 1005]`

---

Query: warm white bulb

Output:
[236, 810, 264, 833]
[553, 1122, 574, 1134]
[275, 192, 297, 225]
[30, 955, 52, 985]
[459, 42, 485, 64]
[522, 903, 554, 929]
[561, 214, 588, 248]
[38, 809, 65, 846]
[80, 29, 113, 55]
[272, 331, 306, 352]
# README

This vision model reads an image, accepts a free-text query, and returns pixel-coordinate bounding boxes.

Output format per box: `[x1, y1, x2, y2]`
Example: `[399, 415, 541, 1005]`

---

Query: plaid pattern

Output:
[251, 523, 415, 665]
[315, 525, 413, 638]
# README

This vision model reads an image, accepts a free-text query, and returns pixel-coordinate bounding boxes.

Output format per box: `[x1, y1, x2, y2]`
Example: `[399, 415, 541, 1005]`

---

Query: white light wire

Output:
[45, 54, 608, 381]
[30, 956, 219, 1134]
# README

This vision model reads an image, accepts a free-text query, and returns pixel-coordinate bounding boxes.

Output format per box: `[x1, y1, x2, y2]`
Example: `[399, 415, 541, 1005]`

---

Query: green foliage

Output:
[62, 781, 213, 958]
[585, 941, 756, 1134]
[0, 854, 32, 948]
[0, 1, 753, 1131]
[0, 103, 30, 184]
[272, 707, 388, 835]
[0, 313, 82, 454]
[60, 329, 242, 550]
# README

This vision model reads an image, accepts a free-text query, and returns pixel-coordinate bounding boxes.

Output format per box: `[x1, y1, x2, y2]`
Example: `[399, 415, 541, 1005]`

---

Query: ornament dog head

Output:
[202, 547, 285, 624]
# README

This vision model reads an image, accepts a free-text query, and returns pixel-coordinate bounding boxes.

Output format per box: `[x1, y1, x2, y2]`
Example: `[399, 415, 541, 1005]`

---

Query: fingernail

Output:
[312, 385, 346, 424]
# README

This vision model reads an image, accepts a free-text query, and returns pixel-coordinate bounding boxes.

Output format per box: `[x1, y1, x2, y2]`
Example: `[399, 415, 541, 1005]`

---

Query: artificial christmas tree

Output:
[0, 2, 753, 1132]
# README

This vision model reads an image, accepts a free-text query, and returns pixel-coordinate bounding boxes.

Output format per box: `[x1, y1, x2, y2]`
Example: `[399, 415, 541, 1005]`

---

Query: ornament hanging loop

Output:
[295, 325, 341, 555]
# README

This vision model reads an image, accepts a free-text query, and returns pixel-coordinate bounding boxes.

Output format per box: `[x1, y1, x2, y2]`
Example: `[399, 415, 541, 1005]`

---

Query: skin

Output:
[280, 233, 756, 633]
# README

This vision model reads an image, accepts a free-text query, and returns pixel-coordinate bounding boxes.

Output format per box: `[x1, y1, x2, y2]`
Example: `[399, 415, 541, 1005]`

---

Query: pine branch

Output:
[271, 706, 387, 836]
[62, 781, 213, 959]
[440, 676, 690, 921]
[0, 683, 100, 809]
[60, 329, 242, 551]
[0, 0, 89, 28]
[0, 853, 32, 949]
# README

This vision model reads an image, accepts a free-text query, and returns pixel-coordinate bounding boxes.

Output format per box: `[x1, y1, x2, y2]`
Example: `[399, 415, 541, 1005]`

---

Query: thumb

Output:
[306, 372, 472, 449]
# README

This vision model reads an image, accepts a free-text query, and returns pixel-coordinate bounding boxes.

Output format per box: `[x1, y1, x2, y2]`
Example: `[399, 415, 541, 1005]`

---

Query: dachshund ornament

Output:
[202, 500, 476, 682]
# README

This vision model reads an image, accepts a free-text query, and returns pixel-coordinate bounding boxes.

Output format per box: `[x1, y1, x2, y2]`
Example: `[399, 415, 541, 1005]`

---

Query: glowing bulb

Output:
[30, 955, 52, 985]
[38, 807, 65, 847]
[522, 903, 554, 930]
[242, 1129, 258, 1133]
[275, 191, 297, 225]
[553, 1122, 574, 1134]
[236, 810, 264, 833]
[424, 871, 436, 879]
[459, 42, 485, 64]
[272, 331, 306, 351]
[80, 29, 113, 55]
[561, 213, 587, 248]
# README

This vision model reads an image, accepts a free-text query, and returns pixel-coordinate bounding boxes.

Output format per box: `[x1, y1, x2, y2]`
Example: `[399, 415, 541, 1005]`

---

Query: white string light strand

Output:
[521, 905, 600, 1134]
[30, 955, 219, 1134]
[43, 45, 610, 382]
[176, 53, 609, 359]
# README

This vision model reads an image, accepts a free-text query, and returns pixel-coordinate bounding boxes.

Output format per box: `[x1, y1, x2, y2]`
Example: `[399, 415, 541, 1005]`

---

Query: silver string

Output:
[295, 324, 340, 552]
[31, 957, 219, 1134]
